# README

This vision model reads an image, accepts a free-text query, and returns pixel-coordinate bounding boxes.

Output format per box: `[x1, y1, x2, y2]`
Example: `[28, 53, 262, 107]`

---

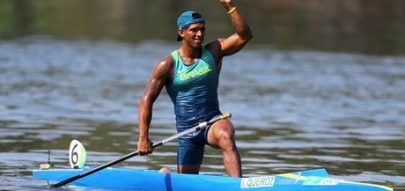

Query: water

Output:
[0, 36, 404, 190]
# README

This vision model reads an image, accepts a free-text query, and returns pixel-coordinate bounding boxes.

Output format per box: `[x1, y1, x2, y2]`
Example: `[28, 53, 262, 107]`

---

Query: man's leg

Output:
[207, 119, 242, 177]
[177, 142, 204, 174]
[178, 165, 200, 174]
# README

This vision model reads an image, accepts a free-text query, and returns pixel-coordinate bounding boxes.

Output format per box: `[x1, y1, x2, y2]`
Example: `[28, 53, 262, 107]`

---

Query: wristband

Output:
[227, 7, 237, 15]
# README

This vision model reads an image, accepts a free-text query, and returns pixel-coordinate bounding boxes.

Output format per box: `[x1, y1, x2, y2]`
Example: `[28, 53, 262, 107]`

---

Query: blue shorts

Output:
[176, 111, 221, 165]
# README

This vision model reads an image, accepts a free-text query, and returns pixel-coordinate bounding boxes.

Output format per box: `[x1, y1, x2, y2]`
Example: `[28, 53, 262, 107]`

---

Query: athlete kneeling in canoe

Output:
[137, 0, 252, 177]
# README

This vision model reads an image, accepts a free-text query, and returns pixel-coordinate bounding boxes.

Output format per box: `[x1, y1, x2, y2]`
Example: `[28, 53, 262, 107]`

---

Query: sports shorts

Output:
[176, 111, 221, 165]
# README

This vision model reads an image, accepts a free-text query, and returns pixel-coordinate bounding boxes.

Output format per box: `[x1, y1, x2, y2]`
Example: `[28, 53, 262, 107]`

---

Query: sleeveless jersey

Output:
[166, 47, 220, 129]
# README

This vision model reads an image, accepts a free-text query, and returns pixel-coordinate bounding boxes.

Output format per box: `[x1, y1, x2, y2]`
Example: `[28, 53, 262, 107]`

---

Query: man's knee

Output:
[216, 126, 236, 148]
[208, 120, 237, 148]
[219, 124, 235, 138]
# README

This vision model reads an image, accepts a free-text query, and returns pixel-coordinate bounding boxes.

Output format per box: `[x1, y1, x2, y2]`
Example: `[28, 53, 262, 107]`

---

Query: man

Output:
[137, 0, 252, 177]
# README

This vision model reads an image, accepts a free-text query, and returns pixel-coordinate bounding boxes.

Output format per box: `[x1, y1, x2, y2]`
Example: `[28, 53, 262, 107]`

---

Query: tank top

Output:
[166, 47, 220, 128]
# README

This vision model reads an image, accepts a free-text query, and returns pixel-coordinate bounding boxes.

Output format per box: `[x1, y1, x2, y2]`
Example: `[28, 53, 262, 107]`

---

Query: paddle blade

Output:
[69, 140, 87, 169]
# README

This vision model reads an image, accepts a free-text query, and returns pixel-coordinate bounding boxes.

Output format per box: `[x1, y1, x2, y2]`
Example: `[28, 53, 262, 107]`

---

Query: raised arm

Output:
[137, 56, 172, 155]
[213, 0, 253, 57]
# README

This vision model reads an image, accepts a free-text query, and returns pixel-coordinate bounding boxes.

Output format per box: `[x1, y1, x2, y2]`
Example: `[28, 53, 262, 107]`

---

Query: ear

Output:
[178, 29, 184, 39]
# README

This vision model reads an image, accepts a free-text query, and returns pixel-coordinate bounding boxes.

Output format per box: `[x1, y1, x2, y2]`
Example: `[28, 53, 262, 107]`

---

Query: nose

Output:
[196, 30, 203, 37]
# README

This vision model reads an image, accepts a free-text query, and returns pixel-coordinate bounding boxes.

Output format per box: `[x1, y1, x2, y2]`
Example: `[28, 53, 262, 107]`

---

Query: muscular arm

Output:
[207, 0, 253, 58]
[137, 56, 173, 155]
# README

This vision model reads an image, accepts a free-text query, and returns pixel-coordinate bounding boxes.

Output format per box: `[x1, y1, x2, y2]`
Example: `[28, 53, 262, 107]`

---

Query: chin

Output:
[193, 41, 203, 47]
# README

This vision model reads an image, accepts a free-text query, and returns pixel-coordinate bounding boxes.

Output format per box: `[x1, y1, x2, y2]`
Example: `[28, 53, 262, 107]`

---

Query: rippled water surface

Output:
[0, 37, 404, 190]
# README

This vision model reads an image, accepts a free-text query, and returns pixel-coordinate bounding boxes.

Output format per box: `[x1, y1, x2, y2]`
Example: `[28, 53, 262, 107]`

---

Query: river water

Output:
[0, 37, 404, 190]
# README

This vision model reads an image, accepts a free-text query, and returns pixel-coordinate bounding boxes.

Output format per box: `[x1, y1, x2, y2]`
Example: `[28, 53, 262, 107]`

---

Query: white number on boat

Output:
[69, 140, 87, 169]
[240, 176, 275, 188]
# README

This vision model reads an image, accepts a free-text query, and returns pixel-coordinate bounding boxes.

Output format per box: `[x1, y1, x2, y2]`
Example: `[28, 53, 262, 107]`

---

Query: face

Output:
[179, 22, 206, 47]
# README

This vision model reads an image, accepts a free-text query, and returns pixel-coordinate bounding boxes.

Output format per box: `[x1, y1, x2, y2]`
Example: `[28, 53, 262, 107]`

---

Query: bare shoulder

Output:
[205, 40, 222, 62]
[152, 55, 174, 79]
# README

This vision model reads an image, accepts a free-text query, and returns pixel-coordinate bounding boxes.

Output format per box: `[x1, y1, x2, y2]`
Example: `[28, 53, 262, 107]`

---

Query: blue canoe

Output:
[33, 167, 393, 191]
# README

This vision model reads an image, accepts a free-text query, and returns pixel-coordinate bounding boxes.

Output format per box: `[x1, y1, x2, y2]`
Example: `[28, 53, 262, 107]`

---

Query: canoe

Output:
[33, 167, 393, 191]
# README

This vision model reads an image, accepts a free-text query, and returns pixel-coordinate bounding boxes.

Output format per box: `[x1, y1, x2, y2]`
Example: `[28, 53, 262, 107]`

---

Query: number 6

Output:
[69, 140, 87, 169]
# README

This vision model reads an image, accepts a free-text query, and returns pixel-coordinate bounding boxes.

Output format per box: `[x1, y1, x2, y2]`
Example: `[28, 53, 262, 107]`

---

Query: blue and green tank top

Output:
[166, 47, 220, 128]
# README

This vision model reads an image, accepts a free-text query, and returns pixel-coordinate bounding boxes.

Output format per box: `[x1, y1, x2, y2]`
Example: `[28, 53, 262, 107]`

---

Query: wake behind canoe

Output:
[33, 167, 393, 191]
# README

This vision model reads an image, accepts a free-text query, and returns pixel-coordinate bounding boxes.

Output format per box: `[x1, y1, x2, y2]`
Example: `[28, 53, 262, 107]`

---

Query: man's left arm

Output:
[215, 0, 253, 57]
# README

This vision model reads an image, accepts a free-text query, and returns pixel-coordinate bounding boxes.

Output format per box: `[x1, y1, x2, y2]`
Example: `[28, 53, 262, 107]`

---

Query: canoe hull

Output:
[33, 167, 393, 191]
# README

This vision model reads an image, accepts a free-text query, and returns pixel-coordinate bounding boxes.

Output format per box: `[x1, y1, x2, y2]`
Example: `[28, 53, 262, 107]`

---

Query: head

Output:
[176, 10, 206, 45]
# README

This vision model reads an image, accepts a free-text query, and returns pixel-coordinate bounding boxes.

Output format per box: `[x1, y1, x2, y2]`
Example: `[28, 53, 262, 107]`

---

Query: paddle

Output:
[51, 112, 231, 188]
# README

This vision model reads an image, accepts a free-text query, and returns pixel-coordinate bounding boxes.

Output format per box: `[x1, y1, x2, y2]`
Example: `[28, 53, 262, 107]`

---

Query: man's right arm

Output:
[137, 56, 173, 155]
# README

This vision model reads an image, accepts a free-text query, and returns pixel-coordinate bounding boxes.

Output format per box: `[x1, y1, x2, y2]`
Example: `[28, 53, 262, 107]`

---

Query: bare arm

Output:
[137, 56, 172, 155]
[208, 0, 253, 58]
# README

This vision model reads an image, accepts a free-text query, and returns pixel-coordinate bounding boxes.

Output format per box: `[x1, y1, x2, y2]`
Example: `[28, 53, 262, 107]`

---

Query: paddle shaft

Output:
[51, 112, 231, 188]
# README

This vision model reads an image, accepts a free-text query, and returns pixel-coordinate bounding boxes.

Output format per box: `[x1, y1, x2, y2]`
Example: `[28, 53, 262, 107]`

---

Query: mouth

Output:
[194, 39, 203, 43]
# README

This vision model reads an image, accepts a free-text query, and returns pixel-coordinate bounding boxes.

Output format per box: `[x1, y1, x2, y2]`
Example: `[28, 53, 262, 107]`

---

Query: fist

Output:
[137, 137, 153, 156]
[218, 0, 234, 9]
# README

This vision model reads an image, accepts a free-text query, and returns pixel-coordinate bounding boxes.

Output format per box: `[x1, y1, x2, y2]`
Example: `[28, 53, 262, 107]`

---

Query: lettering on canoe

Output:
[303, 177, 341, 185]
[240, 176, 275, 189]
